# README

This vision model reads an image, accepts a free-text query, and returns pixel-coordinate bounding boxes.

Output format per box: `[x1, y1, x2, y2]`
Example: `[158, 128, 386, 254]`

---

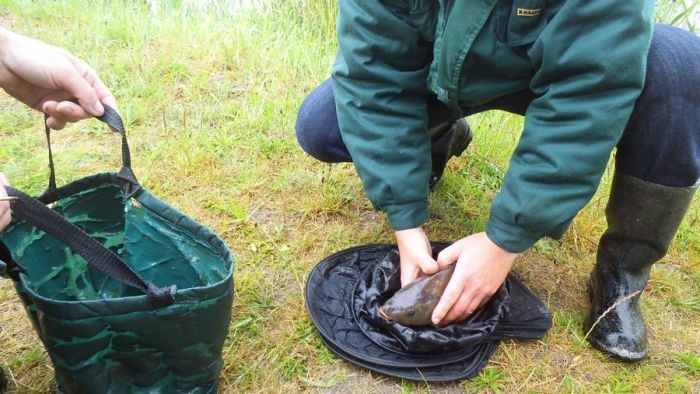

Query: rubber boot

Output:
[429, 119, 473, 190]
[584, 173, 697, 361]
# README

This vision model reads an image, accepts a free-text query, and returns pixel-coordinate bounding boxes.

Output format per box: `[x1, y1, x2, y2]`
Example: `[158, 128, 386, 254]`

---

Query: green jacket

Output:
[332, 0, 655, 252]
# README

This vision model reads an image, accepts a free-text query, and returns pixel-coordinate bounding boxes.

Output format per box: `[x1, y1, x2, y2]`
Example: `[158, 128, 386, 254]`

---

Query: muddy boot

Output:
[584, 173, 697, 361]
[429, 119, 473, 190]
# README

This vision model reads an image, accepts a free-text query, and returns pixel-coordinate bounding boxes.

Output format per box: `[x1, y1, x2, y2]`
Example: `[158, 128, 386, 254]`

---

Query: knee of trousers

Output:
[637, 25, 700, 109]
[295, 99, 344, 163]
[294, 78, 350, 163]
[618, 25, 700, 186]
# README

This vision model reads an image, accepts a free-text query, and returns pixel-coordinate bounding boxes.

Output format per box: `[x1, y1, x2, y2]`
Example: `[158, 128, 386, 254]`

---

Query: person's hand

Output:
[0, 173, 11, 233]
[395, 227, 439, 287]
[0, 27, 116, 130]
[431, 232, 518, 325]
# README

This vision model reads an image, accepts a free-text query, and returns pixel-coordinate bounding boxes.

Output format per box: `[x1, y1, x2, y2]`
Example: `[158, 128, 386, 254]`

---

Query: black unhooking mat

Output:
[305, 243, 552, 382]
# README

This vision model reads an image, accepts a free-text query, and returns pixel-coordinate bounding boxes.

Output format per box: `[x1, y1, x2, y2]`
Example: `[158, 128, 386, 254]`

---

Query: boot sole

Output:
[586, 334, 648, 362]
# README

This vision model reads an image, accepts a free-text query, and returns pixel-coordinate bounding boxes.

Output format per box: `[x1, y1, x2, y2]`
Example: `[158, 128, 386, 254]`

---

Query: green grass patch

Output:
[0, 0, 698, 392]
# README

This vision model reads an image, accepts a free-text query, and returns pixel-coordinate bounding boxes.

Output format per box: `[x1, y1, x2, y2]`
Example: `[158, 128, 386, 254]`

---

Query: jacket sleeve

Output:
[485, 0, 655, 252]
[332, 0, 434, 230]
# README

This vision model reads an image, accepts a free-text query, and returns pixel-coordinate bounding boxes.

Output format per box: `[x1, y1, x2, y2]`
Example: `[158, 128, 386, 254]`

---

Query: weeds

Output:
[0, 0, 698, 392]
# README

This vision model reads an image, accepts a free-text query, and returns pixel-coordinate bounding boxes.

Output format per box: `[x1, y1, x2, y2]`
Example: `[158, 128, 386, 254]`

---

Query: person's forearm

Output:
[0, 27, 21, 64]
[0, 26, 11, 43]
[0, 28, 115, 128]
[0, 27, 13, 79]
[333, 1, 432, 231]
[486, 0, 652, 253]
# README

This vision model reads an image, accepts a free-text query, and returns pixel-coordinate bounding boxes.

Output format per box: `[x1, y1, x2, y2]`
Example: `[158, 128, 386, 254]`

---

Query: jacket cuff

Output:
[385, 201, 428, 231]
[485, 216, 541, 253]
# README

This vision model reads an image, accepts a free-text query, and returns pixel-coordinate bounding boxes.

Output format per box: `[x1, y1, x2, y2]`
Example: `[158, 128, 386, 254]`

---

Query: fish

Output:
[379, 265, 455, 326]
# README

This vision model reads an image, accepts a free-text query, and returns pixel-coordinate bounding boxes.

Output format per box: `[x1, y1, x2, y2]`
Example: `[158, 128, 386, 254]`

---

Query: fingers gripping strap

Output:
[5, 186, 174, 308]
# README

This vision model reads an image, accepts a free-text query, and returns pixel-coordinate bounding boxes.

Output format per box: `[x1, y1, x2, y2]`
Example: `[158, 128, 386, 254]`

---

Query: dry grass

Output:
[0, 0, 699, 393]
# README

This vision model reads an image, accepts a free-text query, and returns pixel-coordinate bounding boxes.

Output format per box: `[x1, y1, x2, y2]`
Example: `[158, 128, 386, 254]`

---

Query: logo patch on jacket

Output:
[517, 8, 542, 17]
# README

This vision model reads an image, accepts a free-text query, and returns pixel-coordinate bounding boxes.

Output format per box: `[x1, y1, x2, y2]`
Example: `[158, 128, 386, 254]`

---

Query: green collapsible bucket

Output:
[0, 107, 235, 393]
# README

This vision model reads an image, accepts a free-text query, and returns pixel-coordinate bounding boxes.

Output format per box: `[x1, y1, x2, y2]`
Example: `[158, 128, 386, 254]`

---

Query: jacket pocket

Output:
[497, 0, 550, 46]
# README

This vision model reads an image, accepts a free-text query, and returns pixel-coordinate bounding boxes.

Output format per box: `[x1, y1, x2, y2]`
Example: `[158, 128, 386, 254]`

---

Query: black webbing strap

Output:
[6, 186, 174, 308]
[3, 103, 172, 307]
[42, 103, 141, 202]
[45, 113, 58, 193]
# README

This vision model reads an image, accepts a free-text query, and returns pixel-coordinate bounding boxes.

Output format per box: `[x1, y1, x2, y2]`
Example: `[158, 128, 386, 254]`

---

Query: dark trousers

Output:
[295, 25, 700, 188]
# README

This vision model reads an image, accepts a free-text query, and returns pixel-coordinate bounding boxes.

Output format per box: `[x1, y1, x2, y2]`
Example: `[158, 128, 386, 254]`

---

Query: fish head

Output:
[378, 265, 455, 326]
[379, 290, 436, 326]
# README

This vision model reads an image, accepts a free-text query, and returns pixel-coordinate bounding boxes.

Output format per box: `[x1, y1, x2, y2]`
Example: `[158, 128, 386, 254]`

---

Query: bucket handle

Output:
[39, 102, 141, 203]
[2, 185, 175, 309]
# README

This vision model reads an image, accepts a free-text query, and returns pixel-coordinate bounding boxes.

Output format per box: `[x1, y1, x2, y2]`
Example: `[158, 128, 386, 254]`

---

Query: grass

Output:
[0, 0, 698, 392]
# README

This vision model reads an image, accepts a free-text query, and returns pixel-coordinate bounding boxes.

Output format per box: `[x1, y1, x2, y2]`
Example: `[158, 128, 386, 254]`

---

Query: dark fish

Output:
[379, 265, 455, 326]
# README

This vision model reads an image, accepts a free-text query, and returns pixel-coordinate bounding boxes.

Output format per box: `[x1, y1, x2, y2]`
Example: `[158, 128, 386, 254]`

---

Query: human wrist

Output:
[385, 201, 428, 231]
[0, 27, 17, 56]
[0, 26, 11, 44]
[0, 27, 16, 85]
[482, 231, 520, 261]
[395, 227, 424, 244]
[0, 27, 9, 62]
[484, 215, 540, 253]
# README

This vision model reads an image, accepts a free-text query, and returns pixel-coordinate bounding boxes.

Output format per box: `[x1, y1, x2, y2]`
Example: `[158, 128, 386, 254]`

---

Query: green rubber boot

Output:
[584, 173, 697, 361]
